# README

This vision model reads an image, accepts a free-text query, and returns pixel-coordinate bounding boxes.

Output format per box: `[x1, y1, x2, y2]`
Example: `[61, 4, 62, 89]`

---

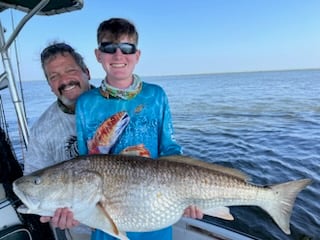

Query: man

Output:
[23, 42, 92, 240]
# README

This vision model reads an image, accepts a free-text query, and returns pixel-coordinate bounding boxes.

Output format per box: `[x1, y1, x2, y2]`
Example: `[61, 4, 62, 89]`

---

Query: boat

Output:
[0, 1, 259, 239]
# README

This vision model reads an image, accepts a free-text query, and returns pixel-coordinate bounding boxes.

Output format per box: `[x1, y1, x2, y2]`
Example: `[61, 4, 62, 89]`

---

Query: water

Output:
[1, 69, 319, 240]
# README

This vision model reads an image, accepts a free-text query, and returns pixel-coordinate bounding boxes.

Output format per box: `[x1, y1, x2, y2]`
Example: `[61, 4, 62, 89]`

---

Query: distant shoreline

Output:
[26, 68, 320, 82]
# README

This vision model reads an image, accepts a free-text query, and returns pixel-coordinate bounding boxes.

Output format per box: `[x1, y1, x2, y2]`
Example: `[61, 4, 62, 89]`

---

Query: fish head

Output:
[13, 160, 103, 217]
[13, 168, 69, 216]
[89, 111, 130, 154]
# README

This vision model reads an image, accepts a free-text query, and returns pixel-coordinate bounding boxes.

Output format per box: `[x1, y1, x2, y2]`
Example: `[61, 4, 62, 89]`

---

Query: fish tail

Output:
[260, 178, 311, 235]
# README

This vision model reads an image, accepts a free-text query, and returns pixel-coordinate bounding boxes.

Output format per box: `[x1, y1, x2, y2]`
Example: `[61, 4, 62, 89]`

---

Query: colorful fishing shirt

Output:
[76, 75, 182, 240]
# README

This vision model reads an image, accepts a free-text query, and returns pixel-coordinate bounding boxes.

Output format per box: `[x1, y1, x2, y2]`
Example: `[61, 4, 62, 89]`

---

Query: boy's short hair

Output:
[97, 18, 139, 45]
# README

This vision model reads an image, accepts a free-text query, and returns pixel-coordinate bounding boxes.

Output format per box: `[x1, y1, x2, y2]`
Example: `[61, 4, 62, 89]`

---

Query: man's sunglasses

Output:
[98, 42, 137, 55]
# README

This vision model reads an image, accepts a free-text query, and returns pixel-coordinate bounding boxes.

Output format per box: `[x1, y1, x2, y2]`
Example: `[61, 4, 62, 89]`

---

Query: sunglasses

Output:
[98, 42, 137, 55]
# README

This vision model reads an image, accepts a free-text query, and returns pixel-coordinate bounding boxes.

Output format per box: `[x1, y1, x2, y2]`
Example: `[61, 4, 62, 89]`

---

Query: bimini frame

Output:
[0, 0, 83, 147]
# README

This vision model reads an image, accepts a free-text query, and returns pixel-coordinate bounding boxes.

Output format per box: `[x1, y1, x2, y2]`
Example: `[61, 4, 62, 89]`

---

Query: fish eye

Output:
[34, 176, 42, 185]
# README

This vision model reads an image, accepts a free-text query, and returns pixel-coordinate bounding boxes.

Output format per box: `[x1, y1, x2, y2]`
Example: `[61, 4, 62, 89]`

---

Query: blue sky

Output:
[1, 0, 320, 81]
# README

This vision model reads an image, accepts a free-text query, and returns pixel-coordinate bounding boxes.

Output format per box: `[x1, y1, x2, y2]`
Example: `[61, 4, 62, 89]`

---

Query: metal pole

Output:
[0, 0, 50, 147]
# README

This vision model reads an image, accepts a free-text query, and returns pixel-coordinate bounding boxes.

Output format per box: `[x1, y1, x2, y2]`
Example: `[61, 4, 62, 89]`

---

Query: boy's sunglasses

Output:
[98, 42, 137, 55]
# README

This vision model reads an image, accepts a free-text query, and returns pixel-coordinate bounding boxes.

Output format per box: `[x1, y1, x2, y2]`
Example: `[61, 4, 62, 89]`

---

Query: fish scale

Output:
[13, 154, 311, 240]
[100, 157, 185, 230]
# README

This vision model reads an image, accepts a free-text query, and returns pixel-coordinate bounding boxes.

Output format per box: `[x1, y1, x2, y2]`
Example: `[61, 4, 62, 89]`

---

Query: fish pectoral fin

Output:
[203, 206, 234, 221]
[97, 202, 128, 240]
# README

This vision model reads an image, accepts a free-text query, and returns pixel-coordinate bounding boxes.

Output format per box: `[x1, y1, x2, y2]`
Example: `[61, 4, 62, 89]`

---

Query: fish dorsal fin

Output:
[158, 155, 250, 181]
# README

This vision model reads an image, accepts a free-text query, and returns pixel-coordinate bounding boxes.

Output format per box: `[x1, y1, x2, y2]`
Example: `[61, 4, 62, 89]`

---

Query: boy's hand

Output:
[184, 205, 203, 219]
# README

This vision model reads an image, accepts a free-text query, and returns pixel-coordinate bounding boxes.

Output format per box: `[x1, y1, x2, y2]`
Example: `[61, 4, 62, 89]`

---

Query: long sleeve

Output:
[76, 99, 89, 155]
[158, 93, 182, 156]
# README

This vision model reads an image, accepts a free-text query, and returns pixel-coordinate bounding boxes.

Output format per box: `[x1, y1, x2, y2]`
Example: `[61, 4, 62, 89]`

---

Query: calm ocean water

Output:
[1, 69, 319, 240]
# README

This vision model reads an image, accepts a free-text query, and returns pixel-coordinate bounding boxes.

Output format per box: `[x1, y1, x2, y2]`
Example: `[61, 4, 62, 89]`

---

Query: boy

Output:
[76, 18, 202, 240]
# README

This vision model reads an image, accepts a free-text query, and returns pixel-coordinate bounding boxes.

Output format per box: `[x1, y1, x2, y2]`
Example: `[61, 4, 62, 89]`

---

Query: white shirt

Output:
[24, 101, 77, 175]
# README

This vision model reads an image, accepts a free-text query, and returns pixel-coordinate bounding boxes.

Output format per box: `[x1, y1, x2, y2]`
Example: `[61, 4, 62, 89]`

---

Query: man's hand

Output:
[184, 205, 203, 219]
[40, 207, 79, 229]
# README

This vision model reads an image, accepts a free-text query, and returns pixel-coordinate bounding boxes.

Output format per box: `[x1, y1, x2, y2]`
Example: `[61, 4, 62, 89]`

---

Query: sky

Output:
[1, 0, 320, 81]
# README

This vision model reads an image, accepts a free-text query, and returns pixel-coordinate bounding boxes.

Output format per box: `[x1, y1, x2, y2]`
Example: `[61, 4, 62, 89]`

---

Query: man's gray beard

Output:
[60, 96, 76, 108]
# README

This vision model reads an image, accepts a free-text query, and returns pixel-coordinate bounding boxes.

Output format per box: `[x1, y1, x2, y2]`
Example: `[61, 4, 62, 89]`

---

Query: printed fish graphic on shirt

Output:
[13, 154, 311, 240]
[88, 111, 130, 154]
[120, 144, 151, 158]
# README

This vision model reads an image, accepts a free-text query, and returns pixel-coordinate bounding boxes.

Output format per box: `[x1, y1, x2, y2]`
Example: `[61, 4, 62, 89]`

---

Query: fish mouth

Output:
[115, 113, 130, 136]
[13, 182, 40, 213]
[103, 112, 130, 149]
[17, 204, 31, 214]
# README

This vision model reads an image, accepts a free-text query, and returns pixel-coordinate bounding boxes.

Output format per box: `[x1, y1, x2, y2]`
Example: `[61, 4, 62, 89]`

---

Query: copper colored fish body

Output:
[13, 154, 311, 240]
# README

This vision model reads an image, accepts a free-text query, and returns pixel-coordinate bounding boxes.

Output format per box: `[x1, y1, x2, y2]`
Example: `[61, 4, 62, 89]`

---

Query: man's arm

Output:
[40, 208, 79, 229]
